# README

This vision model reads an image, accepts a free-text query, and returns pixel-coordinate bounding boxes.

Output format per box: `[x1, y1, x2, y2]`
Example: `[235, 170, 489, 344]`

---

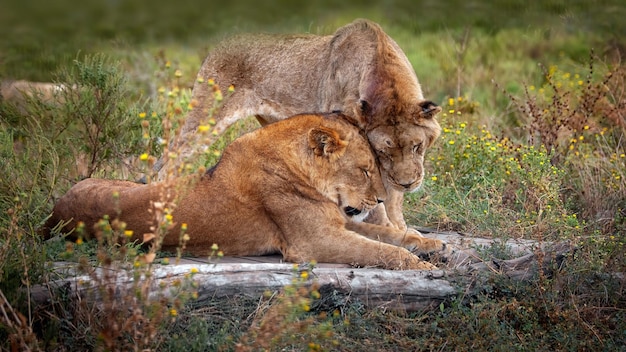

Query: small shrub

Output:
[407, 101, 579, 241]
[237, 263, 339, 351]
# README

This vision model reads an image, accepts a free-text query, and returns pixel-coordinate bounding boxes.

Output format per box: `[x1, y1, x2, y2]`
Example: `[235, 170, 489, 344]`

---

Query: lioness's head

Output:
[307, 115, 387, 221]
[366, 101, 442, 192]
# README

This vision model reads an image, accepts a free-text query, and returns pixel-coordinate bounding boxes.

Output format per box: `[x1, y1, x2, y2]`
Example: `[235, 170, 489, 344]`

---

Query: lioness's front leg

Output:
[346, 221, 445, 255]
[283, 232, 436, 270]
[383, 187, 409, 231]
[365, 187, 408, 230]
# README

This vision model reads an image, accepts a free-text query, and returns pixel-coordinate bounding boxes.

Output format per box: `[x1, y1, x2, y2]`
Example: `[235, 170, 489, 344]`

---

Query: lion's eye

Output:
[362, 169, 370, 178]
[412, 142, 423, 154]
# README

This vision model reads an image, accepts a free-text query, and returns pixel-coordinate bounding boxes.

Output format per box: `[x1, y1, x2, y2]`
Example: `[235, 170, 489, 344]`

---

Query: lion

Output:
[157, 19, 442, 233]
[43, 113, 444, 270]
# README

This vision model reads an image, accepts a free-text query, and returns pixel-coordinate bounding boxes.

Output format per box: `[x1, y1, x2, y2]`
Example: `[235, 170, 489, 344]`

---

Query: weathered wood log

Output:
[33, 262, 455, 312]
[32, 231, 574, 312]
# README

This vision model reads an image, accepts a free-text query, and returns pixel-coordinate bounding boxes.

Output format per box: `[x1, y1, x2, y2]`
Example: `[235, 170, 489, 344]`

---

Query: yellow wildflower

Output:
[138, 112, 146, 118]
[140, 153, 149, 161]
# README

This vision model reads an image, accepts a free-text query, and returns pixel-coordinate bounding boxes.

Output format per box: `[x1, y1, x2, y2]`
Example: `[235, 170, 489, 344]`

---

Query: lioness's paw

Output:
[401, 229, 446, 255]
[416, 238, 445, 254]
[412, 260, 437, 270]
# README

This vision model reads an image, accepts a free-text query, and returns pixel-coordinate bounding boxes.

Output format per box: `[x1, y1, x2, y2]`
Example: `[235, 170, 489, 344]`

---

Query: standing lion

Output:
[160, 19, 441, 232]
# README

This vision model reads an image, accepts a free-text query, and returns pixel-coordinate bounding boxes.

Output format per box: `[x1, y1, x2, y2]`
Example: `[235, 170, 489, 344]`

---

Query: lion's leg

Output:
[283, 231, 435, 270]
[346, 221, 445, 255]
[268, 200, 434, 270]
[383, 187, 409, 231]
[364, 186, 409, 231]
[362, 203, 395, 228]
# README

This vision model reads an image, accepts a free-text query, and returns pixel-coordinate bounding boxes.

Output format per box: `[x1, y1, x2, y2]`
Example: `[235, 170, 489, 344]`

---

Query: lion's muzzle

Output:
[344, 206, 362, 217]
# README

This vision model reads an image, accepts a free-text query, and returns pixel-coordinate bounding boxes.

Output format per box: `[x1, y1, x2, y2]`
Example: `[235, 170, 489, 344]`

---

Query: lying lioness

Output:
[43, 113, 444, 270]
[158, 19, 442, 232]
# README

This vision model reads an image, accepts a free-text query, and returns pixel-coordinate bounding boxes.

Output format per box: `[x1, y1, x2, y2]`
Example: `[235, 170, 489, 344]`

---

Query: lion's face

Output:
[367, 119, 440, 193]
[308, 122, 387, 222]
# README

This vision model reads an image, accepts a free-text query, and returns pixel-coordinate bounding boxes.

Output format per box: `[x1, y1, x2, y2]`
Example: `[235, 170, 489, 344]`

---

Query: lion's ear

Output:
[417, 101, 442, 120]
[358, 99, 372, 116]
[308, 126, 347, 157]
[348, 99, 373, 129]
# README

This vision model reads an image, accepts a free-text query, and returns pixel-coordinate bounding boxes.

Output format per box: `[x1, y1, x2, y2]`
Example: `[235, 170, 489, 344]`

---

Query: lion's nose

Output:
[377, 199, 384, 204]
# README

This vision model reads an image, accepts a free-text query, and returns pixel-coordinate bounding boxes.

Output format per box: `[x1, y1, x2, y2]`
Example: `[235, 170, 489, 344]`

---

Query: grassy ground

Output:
[1, 0, 625, 350]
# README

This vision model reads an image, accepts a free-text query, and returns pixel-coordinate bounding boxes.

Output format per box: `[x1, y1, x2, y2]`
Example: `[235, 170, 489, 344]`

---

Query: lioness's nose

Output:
[377, 199, 384, 204]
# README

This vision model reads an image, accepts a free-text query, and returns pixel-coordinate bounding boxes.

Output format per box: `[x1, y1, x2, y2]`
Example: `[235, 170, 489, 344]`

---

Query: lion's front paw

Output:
[396, 256, 438, 270]
[412, 260, 437, 270]
[402, 228, 446, 255]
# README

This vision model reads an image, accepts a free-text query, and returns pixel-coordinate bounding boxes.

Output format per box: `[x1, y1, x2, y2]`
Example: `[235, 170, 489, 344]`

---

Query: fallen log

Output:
[32, 231, 574, 312]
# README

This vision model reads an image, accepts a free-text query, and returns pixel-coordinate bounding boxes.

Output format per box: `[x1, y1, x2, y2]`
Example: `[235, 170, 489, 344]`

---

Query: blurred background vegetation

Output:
[2, 0, 625, 86]
[1, 0, 625, 350]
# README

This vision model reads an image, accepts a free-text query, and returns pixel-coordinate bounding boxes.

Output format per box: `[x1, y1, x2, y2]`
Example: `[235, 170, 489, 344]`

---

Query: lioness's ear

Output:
[358, 99, 372, 116]
[308, 126, 347, 157]
[417, 101, 442, 120]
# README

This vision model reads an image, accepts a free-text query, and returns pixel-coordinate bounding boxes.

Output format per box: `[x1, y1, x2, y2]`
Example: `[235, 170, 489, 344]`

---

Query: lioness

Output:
[159, 19, 442, 232]
[44, 113, 444, 270]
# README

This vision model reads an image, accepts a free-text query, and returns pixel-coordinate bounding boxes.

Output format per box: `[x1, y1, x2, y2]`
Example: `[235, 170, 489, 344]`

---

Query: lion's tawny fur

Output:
[159, 19, 442, 231]
[44, 113, 444, 270]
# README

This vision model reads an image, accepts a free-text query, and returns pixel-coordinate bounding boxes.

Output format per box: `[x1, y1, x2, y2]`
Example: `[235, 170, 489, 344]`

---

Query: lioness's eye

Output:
[362, 169, 370, 178]
[412, 143, 423, 153]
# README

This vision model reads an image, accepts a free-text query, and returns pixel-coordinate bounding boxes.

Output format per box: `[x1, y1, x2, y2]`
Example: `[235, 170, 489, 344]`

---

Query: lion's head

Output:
[322, 20, 442, 193]
[303, 114, 387, 221]
[366, 101, 442, 193]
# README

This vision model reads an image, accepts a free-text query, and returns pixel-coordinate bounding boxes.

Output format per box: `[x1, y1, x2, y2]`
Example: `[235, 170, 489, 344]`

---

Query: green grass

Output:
[1, 0, 626, 350]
